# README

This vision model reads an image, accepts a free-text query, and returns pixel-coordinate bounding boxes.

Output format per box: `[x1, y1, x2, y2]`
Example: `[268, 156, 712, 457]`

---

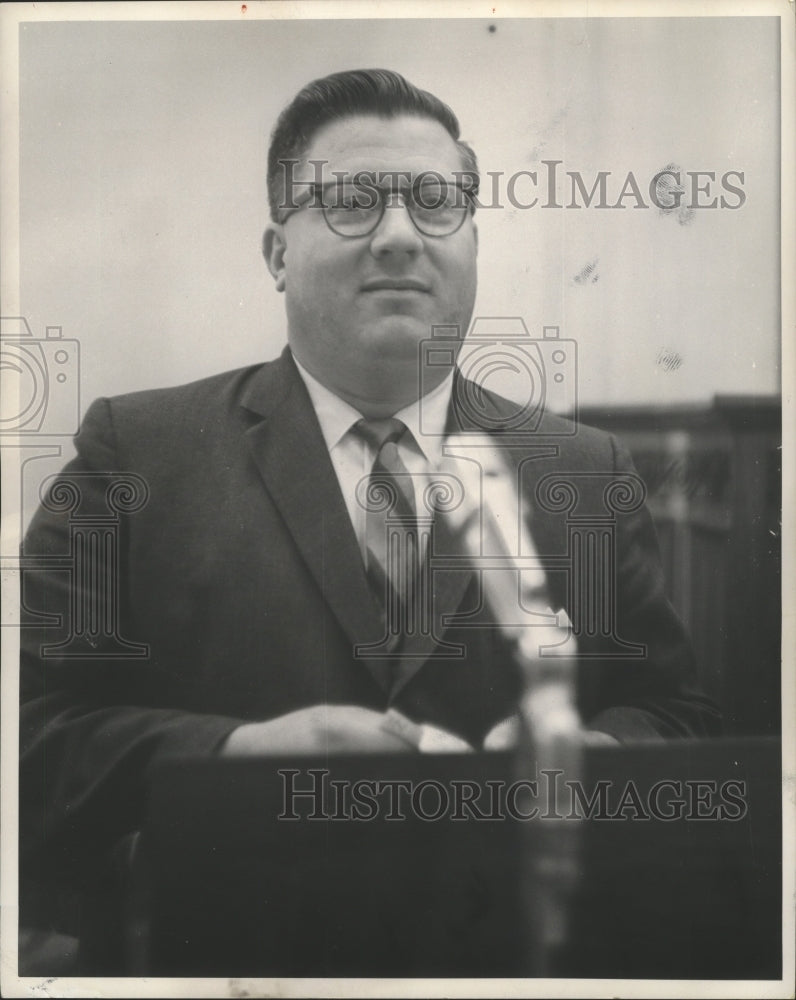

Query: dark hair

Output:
[267, 68, 479, 221]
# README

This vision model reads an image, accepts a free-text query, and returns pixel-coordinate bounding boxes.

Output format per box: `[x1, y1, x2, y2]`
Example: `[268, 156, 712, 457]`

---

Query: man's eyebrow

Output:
[315, 174, 471, 189]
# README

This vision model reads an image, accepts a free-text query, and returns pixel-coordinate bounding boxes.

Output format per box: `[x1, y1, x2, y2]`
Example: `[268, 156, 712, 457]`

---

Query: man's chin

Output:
[362, 317, 436, 358]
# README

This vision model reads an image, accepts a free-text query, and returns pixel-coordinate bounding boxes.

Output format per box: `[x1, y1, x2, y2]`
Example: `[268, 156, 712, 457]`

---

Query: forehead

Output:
[298, 114, 466, 179]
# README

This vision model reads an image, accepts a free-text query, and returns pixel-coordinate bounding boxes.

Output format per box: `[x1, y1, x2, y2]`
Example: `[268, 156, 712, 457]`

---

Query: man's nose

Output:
[369, 197, 424, 255]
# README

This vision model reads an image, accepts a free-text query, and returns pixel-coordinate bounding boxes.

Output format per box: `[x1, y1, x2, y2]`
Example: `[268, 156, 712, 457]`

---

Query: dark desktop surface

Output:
[141, 737, 781, 979]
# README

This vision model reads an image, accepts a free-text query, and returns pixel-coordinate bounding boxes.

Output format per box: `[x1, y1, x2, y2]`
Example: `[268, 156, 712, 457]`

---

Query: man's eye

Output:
[349, 192, 374, 210]
[330, 186, 378, 211]
[413, 184, 459, 210]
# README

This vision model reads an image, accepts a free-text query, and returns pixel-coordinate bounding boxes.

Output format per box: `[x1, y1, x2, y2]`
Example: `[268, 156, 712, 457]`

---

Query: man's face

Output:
[264, 114, 478, 414]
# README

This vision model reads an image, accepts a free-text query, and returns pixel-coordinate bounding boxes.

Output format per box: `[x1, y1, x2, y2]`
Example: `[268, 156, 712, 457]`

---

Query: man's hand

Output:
[219, 704, 417, 757]
[483, 715, 620, 751]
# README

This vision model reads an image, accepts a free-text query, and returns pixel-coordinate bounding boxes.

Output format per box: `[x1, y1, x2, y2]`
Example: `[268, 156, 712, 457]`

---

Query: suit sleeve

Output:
[581, 434, 723, 741]
[19, 398, 244, 870]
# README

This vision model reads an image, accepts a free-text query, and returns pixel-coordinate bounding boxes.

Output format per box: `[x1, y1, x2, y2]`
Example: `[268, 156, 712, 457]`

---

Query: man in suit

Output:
[19, 69, 721, 953]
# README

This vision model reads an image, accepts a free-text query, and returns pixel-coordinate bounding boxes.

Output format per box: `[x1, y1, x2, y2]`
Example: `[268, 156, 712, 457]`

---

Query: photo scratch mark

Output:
[656, 347, 684, 372]
[573, 258, 599, 285]
[655, 162, 695, 226]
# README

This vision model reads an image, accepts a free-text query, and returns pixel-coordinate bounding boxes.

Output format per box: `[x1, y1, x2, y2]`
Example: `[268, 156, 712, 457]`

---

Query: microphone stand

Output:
[438, 434, 584, 976]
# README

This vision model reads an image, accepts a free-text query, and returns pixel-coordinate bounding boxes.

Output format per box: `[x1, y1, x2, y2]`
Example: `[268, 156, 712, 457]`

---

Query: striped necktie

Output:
[354, 418, 420, 650]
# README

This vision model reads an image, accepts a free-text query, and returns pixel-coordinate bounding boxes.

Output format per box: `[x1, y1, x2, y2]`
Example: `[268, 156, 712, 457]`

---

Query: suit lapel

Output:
[240, 352, 387, 678]
[388, 507, 475, 699]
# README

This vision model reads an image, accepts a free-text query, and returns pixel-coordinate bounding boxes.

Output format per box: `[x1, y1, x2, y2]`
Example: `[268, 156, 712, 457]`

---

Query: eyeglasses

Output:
[279, 178, 475, 238]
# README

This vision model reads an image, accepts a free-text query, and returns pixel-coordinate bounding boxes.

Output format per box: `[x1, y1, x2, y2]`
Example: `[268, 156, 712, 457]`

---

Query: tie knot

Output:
[354, 417, 408, 453]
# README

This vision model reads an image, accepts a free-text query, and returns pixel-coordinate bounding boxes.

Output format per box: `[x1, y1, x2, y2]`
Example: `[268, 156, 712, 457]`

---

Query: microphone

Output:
[438, 433, 582, 749]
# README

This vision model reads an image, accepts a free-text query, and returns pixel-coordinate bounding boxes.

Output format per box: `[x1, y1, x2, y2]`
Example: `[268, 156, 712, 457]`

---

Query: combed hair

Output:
[267, 68, 480, 220]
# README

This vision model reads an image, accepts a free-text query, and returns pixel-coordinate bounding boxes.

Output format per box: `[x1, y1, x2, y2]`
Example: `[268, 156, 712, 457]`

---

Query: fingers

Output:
[381, 709, 475, 753]
[483, 715, 520, 750]
[379, 709, 424, 748]
[326, 706, 415, 753]
[219, 705, 480, 757]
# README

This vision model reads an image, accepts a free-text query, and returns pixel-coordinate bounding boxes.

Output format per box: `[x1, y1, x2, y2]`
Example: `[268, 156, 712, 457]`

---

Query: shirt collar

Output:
[292, 351, 454, 465]
[292, 354, 363, 452]
[392, 369, 452, 466]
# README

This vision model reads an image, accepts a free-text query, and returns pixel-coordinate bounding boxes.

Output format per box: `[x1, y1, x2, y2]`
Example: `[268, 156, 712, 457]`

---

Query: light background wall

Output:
[17, 15, 780, 423]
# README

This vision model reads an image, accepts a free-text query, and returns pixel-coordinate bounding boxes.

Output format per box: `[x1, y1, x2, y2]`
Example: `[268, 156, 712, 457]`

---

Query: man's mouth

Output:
[360, 278, 431, 293]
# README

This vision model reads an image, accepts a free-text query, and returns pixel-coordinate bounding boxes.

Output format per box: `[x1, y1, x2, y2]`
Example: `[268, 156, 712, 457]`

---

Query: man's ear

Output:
[263, 223, 287, 292]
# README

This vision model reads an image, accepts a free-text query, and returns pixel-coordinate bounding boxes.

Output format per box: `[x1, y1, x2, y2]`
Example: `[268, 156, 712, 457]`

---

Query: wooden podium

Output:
[134, 737, 781, 979]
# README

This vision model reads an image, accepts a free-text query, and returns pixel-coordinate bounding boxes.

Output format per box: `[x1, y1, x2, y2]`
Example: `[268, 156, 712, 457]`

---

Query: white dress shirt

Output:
[292, 352, 454, 563]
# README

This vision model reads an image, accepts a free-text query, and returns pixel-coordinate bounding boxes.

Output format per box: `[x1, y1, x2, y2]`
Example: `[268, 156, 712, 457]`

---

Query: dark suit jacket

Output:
[20, 348, 721, 875]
